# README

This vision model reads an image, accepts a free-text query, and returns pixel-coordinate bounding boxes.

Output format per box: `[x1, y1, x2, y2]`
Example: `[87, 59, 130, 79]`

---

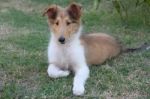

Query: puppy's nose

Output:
[58, 36, 65, 44]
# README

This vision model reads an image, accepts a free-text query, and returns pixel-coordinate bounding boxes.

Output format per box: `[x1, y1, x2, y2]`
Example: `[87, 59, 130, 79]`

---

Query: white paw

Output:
[61, 70, 70, 76]
[73, 85, 85, 96]
[47, 65, 70, 78]
[47, 69, 57, 78]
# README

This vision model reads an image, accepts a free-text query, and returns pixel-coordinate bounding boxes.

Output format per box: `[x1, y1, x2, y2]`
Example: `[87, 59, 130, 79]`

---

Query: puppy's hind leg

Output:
[47, 64, 70, 78]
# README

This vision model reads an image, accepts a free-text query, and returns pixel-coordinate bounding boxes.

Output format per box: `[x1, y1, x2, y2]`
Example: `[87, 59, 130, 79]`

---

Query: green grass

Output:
[0, 0, 150, 98]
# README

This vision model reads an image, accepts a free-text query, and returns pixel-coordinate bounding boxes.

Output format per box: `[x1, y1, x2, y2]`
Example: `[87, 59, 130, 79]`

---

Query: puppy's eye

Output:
[55, 21, 59, 25]
[66, 21, 71, 26]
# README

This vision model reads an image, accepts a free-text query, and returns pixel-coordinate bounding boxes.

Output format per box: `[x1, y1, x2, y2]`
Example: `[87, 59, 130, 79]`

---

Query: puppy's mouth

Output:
[60, 42, 65, 44]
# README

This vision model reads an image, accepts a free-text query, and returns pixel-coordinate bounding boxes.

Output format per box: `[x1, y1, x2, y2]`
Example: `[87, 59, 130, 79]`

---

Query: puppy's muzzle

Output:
[58, 36, 65, 44]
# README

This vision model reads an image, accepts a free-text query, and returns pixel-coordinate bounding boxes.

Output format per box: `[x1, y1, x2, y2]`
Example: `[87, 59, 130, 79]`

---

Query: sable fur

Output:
[80, 33, 121, 65]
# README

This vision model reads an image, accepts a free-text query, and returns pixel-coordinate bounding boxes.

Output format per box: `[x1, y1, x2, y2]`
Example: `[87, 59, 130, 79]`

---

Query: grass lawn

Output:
[0, 0, 150, 98]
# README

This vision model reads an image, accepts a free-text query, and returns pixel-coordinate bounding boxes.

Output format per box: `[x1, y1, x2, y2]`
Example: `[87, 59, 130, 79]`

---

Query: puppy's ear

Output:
[43, 5, 58, 20]
[67, 3, 82, 20]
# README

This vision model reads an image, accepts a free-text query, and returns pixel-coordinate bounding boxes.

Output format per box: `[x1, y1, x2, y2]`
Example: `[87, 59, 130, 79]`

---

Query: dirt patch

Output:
[0, 0, 49, 15]
[102, 90, 147, 98]
[127, 69, 150, 80]
[0, 0, 34, 14]
[121, 91, 148, 99]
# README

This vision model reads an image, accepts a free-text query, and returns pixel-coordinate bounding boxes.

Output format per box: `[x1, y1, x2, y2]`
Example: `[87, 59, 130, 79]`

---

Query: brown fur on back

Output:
[80, 33, 121, 65]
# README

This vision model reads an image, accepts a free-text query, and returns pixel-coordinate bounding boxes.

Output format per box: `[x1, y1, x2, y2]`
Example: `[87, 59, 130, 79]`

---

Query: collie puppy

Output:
[43, 3, 121, 96]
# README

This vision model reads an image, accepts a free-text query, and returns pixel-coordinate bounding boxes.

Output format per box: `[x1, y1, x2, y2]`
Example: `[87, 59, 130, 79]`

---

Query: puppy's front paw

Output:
[47, 65, 70, 78]
[73, 85, 85, 96]
[62, 70, 70, 76]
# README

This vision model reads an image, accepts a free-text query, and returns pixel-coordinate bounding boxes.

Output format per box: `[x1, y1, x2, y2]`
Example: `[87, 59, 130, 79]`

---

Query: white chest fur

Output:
[48, 35, 86, 71]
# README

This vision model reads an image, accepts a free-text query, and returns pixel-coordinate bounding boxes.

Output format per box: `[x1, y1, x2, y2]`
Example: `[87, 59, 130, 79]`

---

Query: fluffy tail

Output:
[122, 42, 150, 53]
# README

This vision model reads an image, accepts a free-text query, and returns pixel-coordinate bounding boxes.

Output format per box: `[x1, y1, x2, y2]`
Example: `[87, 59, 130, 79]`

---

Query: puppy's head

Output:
[43, 3, 82, 44]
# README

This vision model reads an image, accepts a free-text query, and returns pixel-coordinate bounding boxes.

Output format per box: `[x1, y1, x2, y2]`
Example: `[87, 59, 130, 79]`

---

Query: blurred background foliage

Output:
[85, 0, 150, 26]
[30, 0, 150, 32]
